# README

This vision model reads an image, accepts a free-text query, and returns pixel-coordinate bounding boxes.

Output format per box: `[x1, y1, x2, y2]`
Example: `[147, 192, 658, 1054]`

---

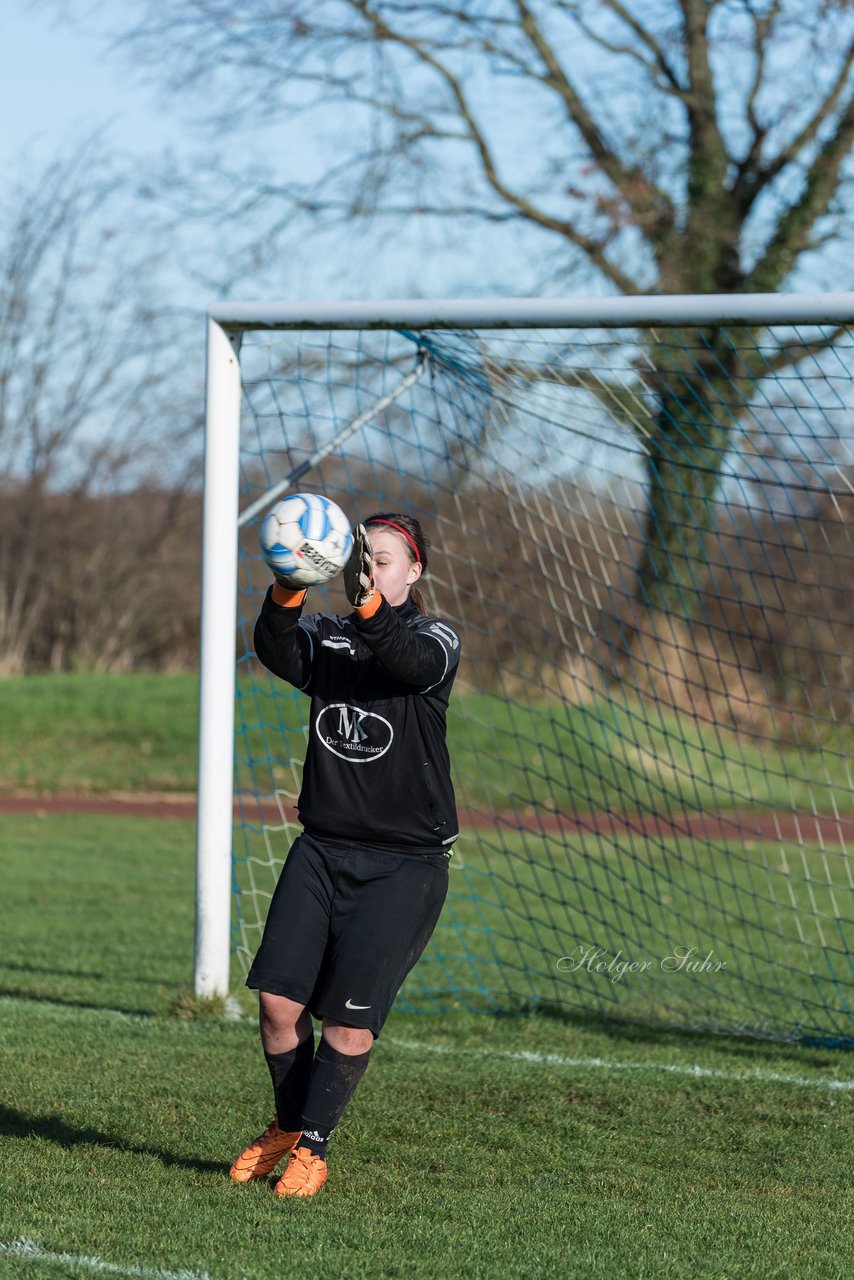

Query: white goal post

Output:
[195, 291, 854, 1020]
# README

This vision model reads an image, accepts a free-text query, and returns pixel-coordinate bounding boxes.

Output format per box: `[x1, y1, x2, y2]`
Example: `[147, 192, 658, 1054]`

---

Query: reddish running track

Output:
[1, 792, 851, 845]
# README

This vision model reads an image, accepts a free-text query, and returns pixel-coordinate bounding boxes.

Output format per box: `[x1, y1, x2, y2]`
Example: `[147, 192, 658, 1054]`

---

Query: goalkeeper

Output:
[230, 512, 461, 1199]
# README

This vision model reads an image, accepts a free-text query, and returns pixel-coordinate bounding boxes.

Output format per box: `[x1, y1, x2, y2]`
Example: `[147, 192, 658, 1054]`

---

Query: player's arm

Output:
[355, 598, 460, 690]
[343, 526, 460, 690]
[253, 583, 316, 691]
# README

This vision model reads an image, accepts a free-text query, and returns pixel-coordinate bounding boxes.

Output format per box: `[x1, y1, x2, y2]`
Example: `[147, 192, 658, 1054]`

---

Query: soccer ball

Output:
[259, 493, 353, 588]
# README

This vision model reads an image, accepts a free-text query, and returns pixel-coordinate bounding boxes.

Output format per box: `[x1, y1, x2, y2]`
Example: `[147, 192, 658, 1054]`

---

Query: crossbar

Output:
[208, 292, 854, 332]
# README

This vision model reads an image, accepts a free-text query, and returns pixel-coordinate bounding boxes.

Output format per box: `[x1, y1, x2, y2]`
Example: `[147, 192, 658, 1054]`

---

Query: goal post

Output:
[196, 292, 854, 1047]
[194, 318, 241, 998]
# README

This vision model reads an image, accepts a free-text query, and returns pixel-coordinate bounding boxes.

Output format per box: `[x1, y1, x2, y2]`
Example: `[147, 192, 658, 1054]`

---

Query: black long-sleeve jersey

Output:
[254, 588, 461, 852]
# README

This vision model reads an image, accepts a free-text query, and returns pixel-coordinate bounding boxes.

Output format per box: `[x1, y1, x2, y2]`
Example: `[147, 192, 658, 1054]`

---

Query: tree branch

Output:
[737, 0, 781, 180]
[597, 0, 684, 96]
[512, 0, 676, 241]
[735, 325, 848, 383]
[680, 0, 730, 202]
[347, 0, 643, 293]
[745, 92, 854, 290]
[739, 32, 854, 212]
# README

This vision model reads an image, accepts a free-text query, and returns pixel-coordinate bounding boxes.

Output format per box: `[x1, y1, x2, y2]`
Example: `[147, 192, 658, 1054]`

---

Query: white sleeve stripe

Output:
[419, 633, 451, 694]
[428, 621, 459, 649]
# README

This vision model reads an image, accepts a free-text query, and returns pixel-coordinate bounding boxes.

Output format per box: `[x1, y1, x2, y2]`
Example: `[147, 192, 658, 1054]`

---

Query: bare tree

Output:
[0, 140, 201, 671]
[86, 0, 854, 626]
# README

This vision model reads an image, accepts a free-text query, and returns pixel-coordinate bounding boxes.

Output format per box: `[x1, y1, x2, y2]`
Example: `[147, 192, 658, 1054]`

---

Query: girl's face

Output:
[366, 527, 422, 606]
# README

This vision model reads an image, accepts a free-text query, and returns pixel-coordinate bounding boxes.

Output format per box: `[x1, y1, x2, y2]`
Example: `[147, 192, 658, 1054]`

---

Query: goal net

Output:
[198, 296, 854, 1048]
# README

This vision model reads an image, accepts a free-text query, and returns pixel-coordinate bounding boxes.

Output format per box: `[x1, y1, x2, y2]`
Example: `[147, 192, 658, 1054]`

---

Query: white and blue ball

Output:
[259, 493, 353, 588]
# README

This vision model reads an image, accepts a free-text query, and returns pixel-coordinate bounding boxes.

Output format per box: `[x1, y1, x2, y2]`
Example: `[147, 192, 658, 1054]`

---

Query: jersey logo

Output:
[315, 703, 394, 763]
[321, 638, 355, 652]
[338, 706, 367, 742]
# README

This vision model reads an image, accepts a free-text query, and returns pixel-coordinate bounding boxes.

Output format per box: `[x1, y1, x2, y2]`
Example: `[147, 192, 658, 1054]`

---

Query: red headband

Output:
[367, 519, 422, 564]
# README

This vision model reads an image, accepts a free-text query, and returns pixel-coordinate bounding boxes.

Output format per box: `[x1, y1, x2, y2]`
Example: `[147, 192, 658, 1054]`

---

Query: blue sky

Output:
[1, 5, 354, 299]
[3, 3, 852, 302]
[3, 2, 852, 499]
[2, 5, 180, 169]
[0, 4, 577, 301]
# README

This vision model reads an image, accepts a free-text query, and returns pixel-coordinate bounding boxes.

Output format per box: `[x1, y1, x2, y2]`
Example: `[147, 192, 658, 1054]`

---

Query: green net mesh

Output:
[232, 320, 854, 1047]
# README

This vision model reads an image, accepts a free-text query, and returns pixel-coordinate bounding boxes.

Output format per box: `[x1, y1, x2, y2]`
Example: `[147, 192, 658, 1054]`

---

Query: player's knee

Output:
[322, 1019, 374, 1055]
[258, 989, 306, 1038]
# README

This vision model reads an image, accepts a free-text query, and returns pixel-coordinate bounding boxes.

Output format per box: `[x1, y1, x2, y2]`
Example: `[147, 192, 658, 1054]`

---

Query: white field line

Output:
[386, 1038, 854, 1093]
[2, 994, 851, 1094]
[0, 1238, 212, 1280]
[0, 997, 149, 1022]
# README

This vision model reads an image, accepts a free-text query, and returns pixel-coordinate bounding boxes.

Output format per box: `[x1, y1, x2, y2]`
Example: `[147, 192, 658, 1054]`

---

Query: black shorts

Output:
[246, 832, 449, 1038]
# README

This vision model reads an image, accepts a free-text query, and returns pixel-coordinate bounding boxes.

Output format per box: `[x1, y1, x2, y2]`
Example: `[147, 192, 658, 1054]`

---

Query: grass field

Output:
[1, 674, 853, 1276]
[2, 672, 854, 816]
[2, 811, 853, 1280]
[230, 819, 854, 1045]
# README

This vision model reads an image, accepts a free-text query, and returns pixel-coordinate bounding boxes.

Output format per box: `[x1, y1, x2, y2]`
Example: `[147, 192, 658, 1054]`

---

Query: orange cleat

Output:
[229, 1121, 302, 1183]
[274, 1146, 329, 1198]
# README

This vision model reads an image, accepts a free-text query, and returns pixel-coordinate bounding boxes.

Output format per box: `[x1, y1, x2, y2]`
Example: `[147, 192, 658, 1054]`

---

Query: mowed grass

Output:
[2, 672, 853, 815]
[410, 829, 854, 1043]
[234, 823, 854, 1047]
[0, 674, 200, 794]
[2, 813, 853, 1280]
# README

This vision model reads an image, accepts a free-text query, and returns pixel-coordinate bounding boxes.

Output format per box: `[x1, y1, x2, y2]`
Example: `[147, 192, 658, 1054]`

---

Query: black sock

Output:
[299, 1038, 372, 1158]
[265, 1032, 315, 1132]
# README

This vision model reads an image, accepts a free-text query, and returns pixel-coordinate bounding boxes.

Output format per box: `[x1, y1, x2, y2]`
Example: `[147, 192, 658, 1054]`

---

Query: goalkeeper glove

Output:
[270, 573, 307, 607]
[343, 523, 376, 608]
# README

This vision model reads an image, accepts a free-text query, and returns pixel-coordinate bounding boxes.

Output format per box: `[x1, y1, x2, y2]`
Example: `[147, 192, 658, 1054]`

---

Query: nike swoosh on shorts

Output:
[344, 999, 371, 1010]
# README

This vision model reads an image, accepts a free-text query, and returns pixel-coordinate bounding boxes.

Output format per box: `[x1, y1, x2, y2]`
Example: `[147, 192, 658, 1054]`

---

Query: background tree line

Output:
[8, 440, 852, 740]
[2, 0, 853, 727]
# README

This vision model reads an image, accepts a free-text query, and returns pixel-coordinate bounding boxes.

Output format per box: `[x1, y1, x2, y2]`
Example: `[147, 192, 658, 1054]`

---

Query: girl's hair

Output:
[364, 512, 430, 615]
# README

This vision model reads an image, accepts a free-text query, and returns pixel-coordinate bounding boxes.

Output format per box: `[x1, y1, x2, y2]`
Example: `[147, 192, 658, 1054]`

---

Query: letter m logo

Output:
[337, 706, 368, 742]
